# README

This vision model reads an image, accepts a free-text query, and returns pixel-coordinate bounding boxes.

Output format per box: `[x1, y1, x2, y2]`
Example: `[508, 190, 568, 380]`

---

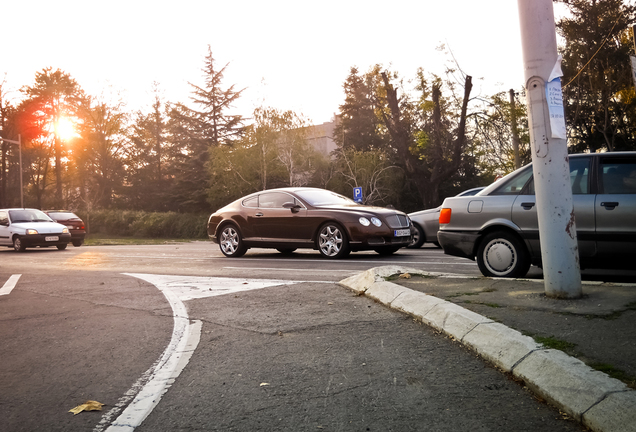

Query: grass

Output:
[534, 335, 577, 352]
[588, 363, 636, 389]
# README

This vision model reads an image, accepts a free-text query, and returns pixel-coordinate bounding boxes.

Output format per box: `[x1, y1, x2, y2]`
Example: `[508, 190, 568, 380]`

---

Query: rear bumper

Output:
[437, 230, 479, 259]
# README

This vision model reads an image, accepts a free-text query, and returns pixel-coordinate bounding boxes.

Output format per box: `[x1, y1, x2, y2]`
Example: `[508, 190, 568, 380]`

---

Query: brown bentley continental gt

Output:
[207, 187, 413, 258]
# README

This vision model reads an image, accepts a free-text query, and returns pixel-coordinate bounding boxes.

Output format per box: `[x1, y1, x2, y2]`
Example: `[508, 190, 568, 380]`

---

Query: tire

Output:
[317, 223, 350, 258]
[72, 241, 83, 247]
[407, 224, 425, 249]
[276, 248, 297, 255]
[476, 231, 531, 278]
[219, 224, 247, 258]
[13, 237, 26, 252]
[57, 244, 67, 250]
[374, 246, 401, 256]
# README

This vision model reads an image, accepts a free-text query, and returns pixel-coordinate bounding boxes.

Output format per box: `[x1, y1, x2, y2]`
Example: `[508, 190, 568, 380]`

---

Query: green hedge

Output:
[77, 210, 209, 239]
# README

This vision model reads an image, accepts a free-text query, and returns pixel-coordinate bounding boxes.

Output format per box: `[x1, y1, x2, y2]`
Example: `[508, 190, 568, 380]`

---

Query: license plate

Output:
[394, 229, 410, 237]
[45, 236, 59, 242]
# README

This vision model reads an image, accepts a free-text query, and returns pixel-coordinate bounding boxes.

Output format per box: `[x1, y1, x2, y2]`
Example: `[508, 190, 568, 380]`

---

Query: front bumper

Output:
[20, 233, 72, 247]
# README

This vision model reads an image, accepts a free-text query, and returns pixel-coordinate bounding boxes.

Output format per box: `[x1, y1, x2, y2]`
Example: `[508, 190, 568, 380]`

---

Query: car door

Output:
[511, 156, 596, 258]
[595, 155, 636, 256]
[0, 211, 10, 246]
[253, 192, 308, 243]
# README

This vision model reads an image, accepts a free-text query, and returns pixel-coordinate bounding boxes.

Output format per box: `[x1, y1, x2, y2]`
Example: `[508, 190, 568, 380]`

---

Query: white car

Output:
[0, 208, 71, 252]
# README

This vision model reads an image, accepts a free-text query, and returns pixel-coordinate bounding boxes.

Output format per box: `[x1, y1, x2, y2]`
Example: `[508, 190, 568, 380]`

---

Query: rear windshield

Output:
[48, 212, 80, 220]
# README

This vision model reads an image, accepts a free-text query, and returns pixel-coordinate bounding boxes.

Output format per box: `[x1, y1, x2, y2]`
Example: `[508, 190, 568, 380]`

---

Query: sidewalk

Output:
[339, 266, 636, 432]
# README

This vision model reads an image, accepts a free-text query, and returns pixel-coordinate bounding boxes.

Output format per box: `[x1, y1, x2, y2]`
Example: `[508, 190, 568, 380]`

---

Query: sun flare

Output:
[55, 116, 78, 141]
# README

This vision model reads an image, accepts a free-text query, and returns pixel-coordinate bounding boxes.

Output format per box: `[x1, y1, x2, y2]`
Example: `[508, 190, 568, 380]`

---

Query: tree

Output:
[330, 147, 403, 206]
[169, 47, 246, 212]
[73, 97, 128, 209]
[0, 79, 20, 207]
[333, 67, 387, 151]
[379, 68, 474, 208]
[124, 85, 182, 211]
[557, 0, 636, 152]
[472, 89, 531, 178]
[19, 68, 86, 207]
[187, 46, 245, 147]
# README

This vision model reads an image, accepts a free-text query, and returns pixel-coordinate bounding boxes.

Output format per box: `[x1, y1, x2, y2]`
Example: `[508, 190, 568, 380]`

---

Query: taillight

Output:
[439, 208, 451, 224]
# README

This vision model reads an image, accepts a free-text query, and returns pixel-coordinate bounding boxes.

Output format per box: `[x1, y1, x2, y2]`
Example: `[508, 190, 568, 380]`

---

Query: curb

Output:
[338, 265, 636, 432]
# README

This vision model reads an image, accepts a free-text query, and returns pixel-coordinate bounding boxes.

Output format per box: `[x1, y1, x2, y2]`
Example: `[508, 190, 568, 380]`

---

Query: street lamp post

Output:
[0, 134, 23, 208]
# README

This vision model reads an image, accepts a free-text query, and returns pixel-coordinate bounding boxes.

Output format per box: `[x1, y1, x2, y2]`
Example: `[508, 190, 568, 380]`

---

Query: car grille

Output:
[385, 214, 409, 229]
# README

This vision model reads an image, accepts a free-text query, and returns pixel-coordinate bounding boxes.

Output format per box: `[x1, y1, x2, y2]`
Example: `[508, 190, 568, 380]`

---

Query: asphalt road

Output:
[1, 242, 619, 431]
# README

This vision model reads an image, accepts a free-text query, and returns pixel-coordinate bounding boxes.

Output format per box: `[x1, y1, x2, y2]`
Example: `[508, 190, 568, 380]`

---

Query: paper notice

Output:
[546, 55, 566, 139]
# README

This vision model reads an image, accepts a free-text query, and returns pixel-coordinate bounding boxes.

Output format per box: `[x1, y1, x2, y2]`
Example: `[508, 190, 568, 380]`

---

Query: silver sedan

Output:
[438, 152, 636, 278]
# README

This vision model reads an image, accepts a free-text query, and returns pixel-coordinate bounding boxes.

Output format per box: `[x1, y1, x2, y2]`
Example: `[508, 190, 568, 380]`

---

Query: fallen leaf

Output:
[260, 382, 270, 387]
[69, 400, 104, 415]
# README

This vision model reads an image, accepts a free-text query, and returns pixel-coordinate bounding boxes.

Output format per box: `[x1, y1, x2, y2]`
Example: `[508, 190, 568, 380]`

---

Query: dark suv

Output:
[438, 152, 636, 278]
[44, 211, 86, 247]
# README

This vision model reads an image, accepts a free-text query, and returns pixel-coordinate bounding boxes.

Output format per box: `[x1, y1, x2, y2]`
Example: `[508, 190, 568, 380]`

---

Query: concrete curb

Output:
[338, 265, 636, 432]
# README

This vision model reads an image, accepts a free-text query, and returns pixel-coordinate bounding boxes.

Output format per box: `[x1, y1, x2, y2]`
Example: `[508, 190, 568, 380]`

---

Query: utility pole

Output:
[517, 0, 582, 298]
[509, 89, 521, 169]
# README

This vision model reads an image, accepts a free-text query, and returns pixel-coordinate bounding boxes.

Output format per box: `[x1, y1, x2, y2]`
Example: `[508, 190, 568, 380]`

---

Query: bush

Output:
[77, 210, 209, 239]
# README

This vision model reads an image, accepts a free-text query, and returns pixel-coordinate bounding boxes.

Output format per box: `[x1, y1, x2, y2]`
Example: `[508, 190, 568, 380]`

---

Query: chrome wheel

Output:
[318, 223, 349, 258]
[219, 225, 247, 257]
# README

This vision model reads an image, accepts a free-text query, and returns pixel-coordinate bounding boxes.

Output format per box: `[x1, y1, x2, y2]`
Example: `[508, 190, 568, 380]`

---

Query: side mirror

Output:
[282, 202, 302, 213]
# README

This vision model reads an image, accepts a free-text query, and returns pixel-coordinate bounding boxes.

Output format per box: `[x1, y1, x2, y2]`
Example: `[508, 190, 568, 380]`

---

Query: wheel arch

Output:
[474, 224, 528, 258]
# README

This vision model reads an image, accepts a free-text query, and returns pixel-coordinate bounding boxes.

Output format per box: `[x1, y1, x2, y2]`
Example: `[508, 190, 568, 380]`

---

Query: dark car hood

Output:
[317, 204, 406, 216]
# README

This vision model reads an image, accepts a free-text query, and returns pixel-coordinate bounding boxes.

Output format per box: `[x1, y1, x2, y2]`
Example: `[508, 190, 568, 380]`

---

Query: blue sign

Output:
[353, 187, 363, 203]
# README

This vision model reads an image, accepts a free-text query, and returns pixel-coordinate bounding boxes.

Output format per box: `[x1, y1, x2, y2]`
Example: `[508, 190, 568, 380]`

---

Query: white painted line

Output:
[125, 274, 301, 301]
[97, 273, 314, 432]
[97, 274, 201, 432]
[0, 274, 21, 296]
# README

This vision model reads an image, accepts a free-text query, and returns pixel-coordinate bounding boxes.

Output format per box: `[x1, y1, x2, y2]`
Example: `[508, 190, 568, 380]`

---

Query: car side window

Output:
[0, 211, 7, 225]
[242, 196, 259, 208]
[601, 158, 636, 194]
[258, 192, 295, 209]
[569, 157, 590, 194]
[491, 167, 533, 195]
[521, 157, 591, 195]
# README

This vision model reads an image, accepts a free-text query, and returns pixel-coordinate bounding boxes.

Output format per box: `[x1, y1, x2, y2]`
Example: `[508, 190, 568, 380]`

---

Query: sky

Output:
[2, 0, 542, 125]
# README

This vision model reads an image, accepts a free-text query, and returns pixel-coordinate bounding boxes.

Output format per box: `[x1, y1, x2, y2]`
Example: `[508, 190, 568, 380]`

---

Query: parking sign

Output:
[353, 187, 363, 203]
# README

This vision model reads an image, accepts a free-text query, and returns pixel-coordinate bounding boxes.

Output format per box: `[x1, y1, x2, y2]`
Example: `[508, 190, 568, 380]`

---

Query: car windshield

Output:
[9, 209, 53, 223]
[294, 189, 356, 206]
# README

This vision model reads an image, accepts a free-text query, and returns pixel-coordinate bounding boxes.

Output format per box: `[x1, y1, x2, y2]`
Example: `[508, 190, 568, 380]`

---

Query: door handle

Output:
[600, 202, 619, 210]
[255, 212, 264, 217]
[520, 202, 535, 210]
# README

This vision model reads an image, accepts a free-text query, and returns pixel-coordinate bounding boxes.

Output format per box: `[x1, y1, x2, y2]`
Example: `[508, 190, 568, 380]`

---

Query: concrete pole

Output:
[517, 0, 582, 298]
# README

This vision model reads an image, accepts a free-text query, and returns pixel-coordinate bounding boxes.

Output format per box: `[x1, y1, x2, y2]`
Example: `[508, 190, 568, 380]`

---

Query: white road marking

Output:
[126, 273, 301, 301]
[0, 274, 21, 296]
[97, 274, 310, 432]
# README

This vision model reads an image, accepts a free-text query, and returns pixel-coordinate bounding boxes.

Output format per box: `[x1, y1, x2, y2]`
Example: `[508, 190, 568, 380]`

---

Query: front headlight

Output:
[26, 229, 38, 235]
[359, 217, 370, 227]
[62, 228, 69, 234]
[370, 217, 382, 227]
